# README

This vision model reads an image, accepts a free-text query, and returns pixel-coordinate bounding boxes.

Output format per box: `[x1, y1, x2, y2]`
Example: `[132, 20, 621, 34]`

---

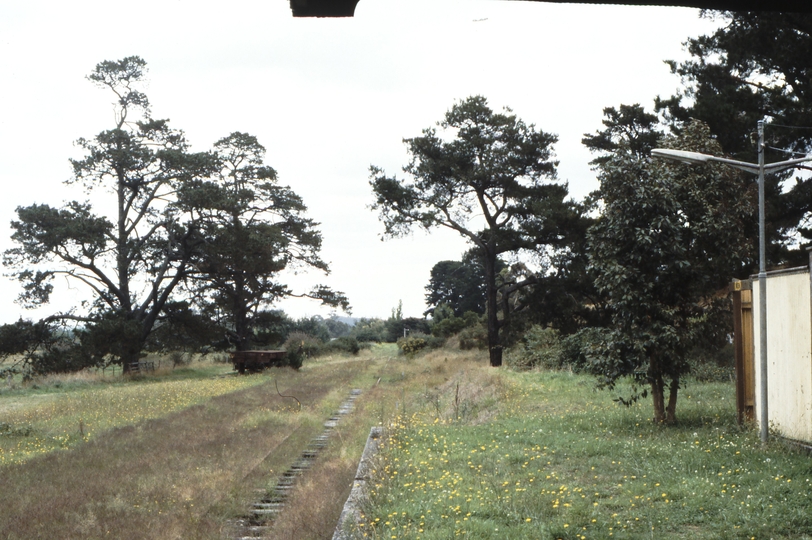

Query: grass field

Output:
[1, 346, 811, 539]
[0, 345, 491, 539]
[363, 366, 812, 540]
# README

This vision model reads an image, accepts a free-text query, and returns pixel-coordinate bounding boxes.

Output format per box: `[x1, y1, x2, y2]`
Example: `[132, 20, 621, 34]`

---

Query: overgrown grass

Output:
[0, 344, 493, 539]
[4, 345, 804, 539]
[0, 360, 263, 466]
[364, 368, 812, 540]
[0, 354, 371, 539]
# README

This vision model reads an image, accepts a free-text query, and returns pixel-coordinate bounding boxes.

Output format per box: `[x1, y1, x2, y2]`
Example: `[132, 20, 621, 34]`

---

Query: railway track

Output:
[226, 389, 363, 539]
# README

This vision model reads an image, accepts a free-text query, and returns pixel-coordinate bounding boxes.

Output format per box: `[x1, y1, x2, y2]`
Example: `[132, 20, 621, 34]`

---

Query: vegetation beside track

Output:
[364, 366, 812, 540]
[2, 345, 811, 539]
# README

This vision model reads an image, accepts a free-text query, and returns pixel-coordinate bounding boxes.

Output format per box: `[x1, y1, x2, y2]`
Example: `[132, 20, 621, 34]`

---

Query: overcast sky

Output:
[0, 0, 721, 324]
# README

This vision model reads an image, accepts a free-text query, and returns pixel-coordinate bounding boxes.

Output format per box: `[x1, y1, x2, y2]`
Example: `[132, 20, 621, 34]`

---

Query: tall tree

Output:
[425, 251, 496, 317]
[3, 57, 213, 371]
[656, 11, 812, 265]
[370, 96, 578, 366]
[586, 120, 752, 423]
[582, 104, 662, 167]
[177, 132, 348, 350]
[508, 216, 606, 338]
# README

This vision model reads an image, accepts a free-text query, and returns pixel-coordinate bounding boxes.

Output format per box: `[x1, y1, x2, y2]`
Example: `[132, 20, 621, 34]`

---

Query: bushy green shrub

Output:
[397, 333, 430, 355]
[386, 317, 431, 343]
[324, 336, 361, 355]
[397, 333, 444, 354]
[458, 324, 487, 350]
[282, 332, 322, 369]
[506, 325, 563, 371]
[289, 316, 331, 343]
[686, 343, 735, 382]
[27, 347, 98, 377]
[431, 311, 481, 338]
[559, 327, 611, 373]
[350, 318, 388, 343]
[169, 351, 192, 368]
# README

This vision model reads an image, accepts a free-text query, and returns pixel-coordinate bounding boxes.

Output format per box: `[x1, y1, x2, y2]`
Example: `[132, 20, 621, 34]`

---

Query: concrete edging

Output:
[332, 426, 383, 540]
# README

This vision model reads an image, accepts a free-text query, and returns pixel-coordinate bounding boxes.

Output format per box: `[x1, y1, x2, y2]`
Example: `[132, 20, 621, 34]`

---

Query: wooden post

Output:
[731, 279, 755, 424]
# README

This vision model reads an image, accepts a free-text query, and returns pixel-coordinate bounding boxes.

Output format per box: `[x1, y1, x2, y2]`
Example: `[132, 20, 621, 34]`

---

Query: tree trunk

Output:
[233, 274, 249, 352]
[483, 249, 502, 367]
[121, 348, 140, 374]
[665, 376, 679, 424]
[120, 316, 150, 374]
[234, 311, 248, 352]
[650, 374, 666, 423]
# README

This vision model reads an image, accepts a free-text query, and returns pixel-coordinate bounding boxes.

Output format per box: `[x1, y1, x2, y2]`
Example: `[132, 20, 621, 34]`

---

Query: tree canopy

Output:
[3, 56, 213, 371]
[656, 11, 812, 265]
[177, 132, 348, 351]
[424, 251, 495, 317]
[586, 120, 752, 423]
[2, 58, 347, 374]
[370, 95, 579, 366]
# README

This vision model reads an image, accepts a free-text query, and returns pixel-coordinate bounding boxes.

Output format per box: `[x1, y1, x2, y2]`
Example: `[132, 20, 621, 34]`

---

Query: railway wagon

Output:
[230, 350, 287, 374]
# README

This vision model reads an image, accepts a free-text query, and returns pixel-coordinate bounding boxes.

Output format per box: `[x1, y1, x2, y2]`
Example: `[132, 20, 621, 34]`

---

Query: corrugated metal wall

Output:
[753, 268, 812, 443]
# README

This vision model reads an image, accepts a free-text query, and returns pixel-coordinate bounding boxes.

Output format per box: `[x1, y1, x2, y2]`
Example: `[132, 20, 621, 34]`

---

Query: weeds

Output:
[0, 353, 370, 539]
[364, 368, 812, 539]
[4, 344, 784, 540]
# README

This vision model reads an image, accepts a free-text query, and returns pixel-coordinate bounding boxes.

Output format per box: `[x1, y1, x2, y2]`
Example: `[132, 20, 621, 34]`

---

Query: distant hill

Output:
[331, 316, 359, 327]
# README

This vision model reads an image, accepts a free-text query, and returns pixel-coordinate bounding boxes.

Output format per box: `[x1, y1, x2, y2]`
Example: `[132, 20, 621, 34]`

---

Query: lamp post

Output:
[652, 126, 812, 443]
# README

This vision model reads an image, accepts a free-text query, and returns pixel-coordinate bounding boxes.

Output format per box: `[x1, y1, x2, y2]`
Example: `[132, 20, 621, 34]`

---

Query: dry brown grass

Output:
[0, 345, 493, 539]
[0, 362, 361, 539]
[35, 369, 113, 386]
[264, 414, 372, 540]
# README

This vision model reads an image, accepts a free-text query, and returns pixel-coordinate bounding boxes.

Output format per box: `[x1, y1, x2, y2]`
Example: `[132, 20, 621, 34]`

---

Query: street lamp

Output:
[652, 121, 812, 444]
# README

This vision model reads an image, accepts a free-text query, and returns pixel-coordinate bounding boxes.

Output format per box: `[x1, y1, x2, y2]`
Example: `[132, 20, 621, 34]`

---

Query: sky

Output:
[0, 0, 722, 324]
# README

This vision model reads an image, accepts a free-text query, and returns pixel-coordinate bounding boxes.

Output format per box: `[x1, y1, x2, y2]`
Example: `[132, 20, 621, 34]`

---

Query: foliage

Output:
[371, 96, 579, 366]
[431, 310, 482, 338]
[582, 103, 662, 166]
[686, 343, 735, 383]
[250, 309, 294, 347]
[396, 333, 444, 355]
[323, 336, 361, 355]
[325, 315, 352, 338]
[0, 319, 105, 377]
[289, 315, 331, 343]
[349, 318, 388, 343]
[458, 323, 488, 350]
[146, 301, 226, 353]
[397, 334, 427, 355]
[177, 132, 348, 351]
[425, 251, 495, 317]
[586, 120, 752, 423]
[429, 301, 455, 325]
[2, 57, 216, 372]
[168, 351, 192, 368]
[505, 325, 563, 371]
[426, 335, 447, 350]
[512, 254, 606, 338]
[0, 319, 52, 375]
[281, 332, 321, 369]
[558, 326, 611, 373]
[656, 11, 812, 264]
[385, 316, 431, 343]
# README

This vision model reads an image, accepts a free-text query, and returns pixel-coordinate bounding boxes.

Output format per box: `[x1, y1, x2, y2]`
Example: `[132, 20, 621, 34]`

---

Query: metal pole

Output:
[758, 119, 769, 444]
